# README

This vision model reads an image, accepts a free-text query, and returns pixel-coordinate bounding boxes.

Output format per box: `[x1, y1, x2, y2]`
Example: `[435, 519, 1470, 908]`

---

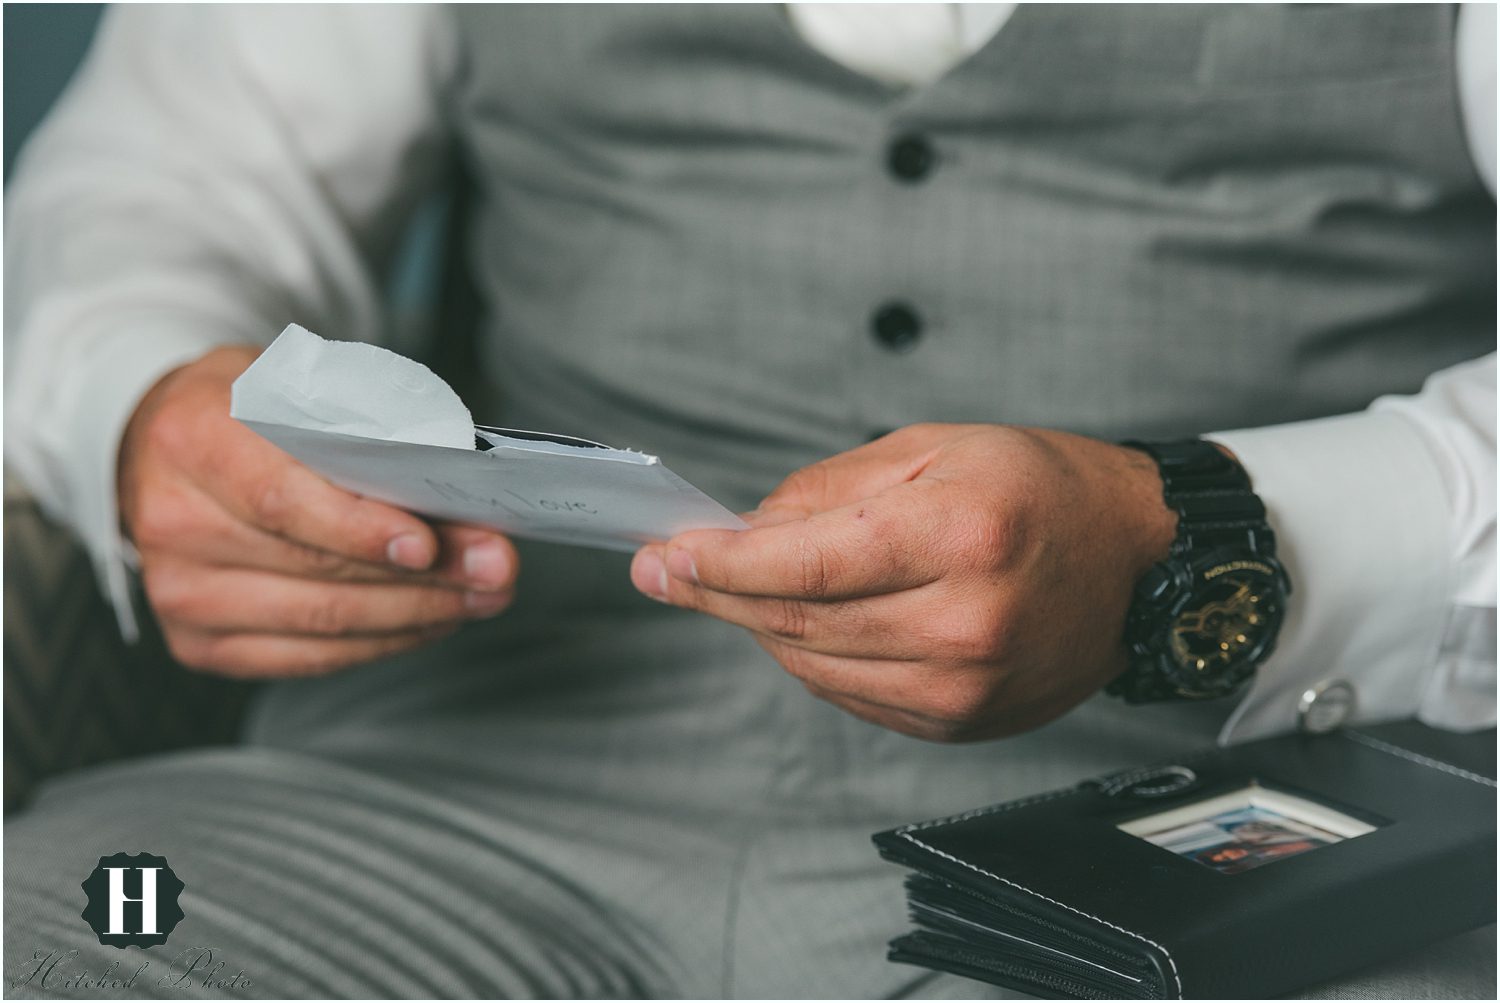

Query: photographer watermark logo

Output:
[9, 853, 252, 993]
[79, 852, 185, 948]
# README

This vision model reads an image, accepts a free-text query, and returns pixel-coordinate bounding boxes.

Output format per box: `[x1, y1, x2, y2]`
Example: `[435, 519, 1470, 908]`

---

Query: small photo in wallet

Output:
[1117, 783, 1379, 875]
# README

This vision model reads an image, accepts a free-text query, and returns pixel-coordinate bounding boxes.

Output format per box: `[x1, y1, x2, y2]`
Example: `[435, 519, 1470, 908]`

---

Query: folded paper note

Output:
[230, 325, 747, 551]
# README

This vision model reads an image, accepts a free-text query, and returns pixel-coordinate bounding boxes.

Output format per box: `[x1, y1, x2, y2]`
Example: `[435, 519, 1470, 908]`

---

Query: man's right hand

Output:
[118, 345, 519, 678]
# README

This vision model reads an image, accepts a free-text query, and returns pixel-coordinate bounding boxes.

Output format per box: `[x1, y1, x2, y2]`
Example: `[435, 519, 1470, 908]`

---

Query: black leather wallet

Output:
[873, 721, 1496, 999]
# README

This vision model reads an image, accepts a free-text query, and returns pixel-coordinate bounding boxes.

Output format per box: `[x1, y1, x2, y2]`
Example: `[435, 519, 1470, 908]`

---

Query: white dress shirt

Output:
[5, 4, 1495, 744]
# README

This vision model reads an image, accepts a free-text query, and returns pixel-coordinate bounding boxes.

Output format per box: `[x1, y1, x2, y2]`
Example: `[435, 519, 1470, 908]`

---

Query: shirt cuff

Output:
[1208, 411, 1453, 743]
[40, 322, 242, 642]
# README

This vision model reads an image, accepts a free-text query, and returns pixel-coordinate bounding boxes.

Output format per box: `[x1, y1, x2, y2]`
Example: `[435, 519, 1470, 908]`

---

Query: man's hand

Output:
[118, 345, 520, 678]
[630, 424, 1176, 742]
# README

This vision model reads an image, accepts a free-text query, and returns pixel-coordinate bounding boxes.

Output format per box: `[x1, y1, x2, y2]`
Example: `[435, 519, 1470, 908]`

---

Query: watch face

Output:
[1164, 559, 1286, 697]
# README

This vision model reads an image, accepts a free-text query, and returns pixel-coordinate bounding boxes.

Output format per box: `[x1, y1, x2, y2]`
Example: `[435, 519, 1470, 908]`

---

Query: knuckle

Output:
[666, 580, 704, 611]
[130, 492, 192, 550]
[771, 644, 817, 683]
[164, 630, 215, 672]
[782, 461, 828, 496]
[970, 622, 1013, 666]
[141, 564, 193, 620]
[922, 678, 995, 732]
[247, 476, 293, 532]
[941, 601, 1012, 664]
[288, 540, 351, 577]
[423, 590, 469, 625]
[947, 504, 1011, 570]
[767, 461, 830, 511]
[763, 597, 811, 641]
[301, 593, 357, 636]
[863, 505, 904, 542]
[141, 405, 193, 459]
[793, 536, 837, 600]
[343, 501, 399, 555]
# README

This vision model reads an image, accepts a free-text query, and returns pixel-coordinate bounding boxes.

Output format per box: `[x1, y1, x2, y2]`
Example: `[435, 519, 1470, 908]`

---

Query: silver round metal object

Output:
[1298, 679, 1357, 734]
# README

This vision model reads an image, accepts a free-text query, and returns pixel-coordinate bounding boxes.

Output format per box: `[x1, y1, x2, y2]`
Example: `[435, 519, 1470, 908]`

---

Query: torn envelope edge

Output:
[473, 425, 654, 462]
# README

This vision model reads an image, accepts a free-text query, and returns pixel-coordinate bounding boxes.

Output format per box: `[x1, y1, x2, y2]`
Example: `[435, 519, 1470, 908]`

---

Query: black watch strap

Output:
[1110, 438, 1285, 704]
[1120, 439, 1275, 557]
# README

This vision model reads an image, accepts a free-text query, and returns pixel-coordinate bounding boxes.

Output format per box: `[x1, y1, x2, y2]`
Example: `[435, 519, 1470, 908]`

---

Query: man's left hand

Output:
[630, 424, 1177, 742]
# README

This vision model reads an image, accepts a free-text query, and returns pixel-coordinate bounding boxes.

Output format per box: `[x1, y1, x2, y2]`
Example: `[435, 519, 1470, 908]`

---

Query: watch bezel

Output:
[1127, 546, 1289, 700]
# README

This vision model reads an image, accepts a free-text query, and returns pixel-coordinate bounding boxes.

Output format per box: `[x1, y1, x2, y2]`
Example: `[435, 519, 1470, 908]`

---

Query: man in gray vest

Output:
[5, 4, 1494, 997]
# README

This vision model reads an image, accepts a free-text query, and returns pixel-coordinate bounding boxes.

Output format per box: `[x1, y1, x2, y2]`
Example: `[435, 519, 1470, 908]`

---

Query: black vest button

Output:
[887, 134, 935, 182]
[871, 302, 923, 352]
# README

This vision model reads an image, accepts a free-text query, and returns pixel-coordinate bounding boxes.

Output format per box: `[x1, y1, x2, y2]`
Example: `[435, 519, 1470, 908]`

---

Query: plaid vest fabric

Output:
[450, 3, 1493, 518]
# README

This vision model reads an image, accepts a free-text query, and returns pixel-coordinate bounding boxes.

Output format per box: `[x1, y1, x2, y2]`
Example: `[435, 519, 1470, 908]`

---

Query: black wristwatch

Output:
[1107, 438, 1291, 703]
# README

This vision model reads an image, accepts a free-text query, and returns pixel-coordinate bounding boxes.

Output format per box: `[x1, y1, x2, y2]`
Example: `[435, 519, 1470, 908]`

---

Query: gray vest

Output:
[450, 3, 1492, 519]
[257, 5, 1493, 823]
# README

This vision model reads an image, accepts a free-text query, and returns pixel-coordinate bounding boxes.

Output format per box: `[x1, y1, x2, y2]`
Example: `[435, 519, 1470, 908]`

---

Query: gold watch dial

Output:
[1167, 569, 1280, 676]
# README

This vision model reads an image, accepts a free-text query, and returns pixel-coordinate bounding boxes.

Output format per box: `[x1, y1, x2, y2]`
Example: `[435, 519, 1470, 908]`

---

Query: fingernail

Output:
[464, 540, 512, 588]
[665, 548, 698, 584]
[387, 533, 430, 570]
[464, 590, 512, 618]
[632, 550, 669, 601]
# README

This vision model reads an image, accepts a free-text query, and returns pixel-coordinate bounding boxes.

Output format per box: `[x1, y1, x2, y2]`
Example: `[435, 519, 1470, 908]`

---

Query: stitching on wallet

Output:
[1343, 731, 1497, 789]
[896, 791, 1183, 1000]
[903, 787, 1078, 831]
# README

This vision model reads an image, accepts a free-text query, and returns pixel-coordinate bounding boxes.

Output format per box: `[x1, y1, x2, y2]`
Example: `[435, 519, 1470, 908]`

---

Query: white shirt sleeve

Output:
[3, 5, 454, 638]
[1211, 4, 1496, 743]
[1211, 356, 1496, 741]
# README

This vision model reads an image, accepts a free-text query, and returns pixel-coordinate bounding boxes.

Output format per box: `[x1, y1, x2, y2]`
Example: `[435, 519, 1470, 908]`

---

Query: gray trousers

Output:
[6, 565, 1495, 998]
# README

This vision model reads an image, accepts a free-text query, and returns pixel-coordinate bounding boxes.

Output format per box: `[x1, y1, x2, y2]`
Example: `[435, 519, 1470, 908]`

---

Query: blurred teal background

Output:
[3, 3, 451, 350]
[4, 4, 104, 182]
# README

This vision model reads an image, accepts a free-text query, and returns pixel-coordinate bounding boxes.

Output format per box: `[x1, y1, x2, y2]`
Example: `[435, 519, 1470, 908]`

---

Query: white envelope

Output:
[230, 326, 747, 551]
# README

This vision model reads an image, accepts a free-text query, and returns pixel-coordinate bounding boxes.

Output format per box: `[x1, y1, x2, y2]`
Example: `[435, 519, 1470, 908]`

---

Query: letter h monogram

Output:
[104, 867, 159, 935]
